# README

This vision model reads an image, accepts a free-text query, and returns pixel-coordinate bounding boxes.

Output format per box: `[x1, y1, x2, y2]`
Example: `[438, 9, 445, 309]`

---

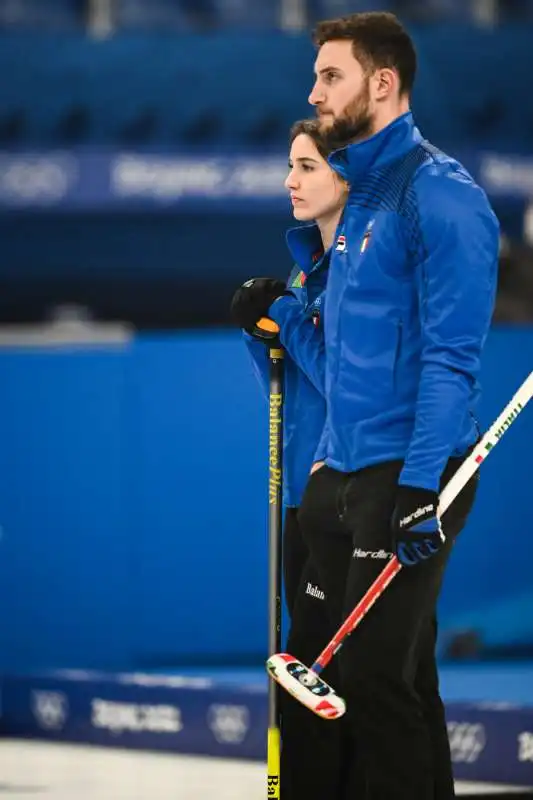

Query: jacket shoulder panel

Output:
[405, 145, 498, 262]
[348, 143, 430, 214]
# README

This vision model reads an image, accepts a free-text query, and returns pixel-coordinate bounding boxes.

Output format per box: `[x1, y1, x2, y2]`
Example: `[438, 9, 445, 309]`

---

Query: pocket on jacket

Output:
[339, 314, 403, 403]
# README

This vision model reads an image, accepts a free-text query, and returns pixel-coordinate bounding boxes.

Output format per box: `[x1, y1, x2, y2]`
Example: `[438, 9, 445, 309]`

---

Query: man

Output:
[234, 12, 500, 798]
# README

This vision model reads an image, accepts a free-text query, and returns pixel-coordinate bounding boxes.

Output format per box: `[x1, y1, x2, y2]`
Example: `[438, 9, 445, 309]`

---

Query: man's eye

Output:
[325, 72, 338, 83]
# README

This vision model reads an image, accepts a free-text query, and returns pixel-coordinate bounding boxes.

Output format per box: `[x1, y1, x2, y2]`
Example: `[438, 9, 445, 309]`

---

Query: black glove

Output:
[391, 486, 446, 567]
[230, 278, 288, 334]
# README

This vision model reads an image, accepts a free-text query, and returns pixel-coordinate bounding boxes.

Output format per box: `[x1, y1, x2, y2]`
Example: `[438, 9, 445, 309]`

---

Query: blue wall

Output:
[439, 329, 533, 648]
[0, 327, 531, 673]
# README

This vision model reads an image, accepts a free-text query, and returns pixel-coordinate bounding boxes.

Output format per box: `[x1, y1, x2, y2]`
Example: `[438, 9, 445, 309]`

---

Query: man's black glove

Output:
[230, 278, 289, 334]
[391, 486, 446, 567]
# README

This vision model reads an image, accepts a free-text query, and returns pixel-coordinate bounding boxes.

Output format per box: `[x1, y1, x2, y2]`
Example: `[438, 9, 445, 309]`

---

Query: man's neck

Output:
[369, 98, 411, 139]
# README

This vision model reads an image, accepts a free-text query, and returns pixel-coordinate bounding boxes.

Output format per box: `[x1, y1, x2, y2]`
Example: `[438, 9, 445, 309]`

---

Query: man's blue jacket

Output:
[270, 112, 499, 492]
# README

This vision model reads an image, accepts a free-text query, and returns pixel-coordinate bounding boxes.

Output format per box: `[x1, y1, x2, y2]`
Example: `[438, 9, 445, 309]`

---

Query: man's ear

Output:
[373, 68, 396, 102]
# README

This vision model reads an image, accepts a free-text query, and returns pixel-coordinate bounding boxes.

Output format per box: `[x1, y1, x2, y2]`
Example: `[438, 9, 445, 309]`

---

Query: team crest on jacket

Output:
[335, 234, 346, 252]
[360, 219, 375, 254]
[310, 296, 321, 328]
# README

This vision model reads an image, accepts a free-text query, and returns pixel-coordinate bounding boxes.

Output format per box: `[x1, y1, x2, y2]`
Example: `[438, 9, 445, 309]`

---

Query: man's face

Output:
[309, 40, 374, 143]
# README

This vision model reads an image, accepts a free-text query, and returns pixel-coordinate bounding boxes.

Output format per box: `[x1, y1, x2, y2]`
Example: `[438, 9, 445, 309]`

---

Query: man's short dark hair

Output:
[313, 12, 417, 97]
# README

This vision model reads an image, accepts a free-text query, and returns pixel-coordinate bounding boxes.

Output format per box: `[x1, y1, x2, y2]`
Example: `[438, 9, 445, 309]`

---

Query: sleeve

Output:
[399, 172, 500, 491]
[267, 294, 326, 396]
[242, 332, 269, 400]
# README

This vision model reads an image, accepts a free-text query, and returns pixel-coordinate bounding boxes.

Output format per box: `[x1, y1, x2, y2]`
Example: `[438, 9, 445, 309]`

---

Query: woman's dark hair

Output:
[289, 118, 333, 160]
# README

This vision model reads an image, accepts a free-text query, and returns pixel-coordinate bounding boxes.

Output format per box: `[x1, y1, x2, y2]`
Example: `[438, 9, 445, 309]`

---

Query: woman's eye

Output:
[302, 164, 314, 172]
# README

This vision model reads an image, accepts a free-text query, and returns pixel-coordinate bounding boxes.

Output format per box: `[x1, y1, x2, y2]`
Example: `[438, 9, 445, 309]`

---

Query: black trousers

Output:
[295, 458, 478, 800]
[280, 506, 351, 800]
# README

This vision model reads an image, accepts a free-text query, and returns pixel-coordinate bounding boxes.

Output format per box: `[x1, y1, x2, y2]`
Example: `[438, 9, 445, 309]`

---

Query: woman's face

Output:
[285, 133, 347, 222]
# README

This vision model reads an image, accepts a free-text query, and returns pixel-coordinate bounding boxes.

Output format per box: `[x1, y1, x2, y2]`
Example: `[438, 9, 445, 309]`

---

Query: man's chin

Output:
[317, 114, 335, 131]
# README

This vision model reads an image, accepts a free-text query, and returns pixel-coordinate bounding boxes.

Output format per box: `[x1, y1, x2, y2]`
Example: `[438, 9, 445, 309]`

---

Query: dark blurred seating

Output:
[2, 0, 533, 34]
[0, 2, 531, 330]
[0, 0, 84, 29]
[0, 26, 532, 152]
[117, 0, 280, 30]
[312, 0, 533, 21]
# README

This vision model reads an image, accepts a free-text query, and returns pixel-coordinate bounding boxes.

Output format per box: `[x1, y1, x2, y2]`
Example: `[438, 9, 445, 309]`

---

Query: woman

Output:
[231, 119, 351, 800]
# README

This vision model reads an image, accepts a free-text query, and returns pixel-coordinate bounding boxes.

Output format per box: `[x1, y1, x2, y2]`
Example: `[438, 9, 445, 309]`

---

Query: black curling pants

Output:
[293, 458, 478, 800]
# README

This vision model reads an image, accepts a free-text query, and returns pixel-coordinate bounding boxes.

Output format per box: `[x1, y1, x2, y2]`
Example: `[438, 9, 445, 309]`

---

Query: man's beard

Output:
[318, 78, 374, 151]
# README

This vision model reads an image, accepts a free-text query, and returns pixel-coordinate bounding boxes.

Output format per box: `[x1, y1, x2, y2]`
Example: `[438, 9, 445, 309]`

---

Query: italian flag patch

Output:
[291, 270, 306, 288]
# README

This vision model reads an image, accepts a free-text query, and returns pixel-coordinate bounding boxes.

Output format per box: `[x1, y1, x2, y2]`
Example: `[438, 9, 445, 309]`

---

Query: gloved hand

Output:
[391, 486, 446, 567]
[230, 278, 289, 334]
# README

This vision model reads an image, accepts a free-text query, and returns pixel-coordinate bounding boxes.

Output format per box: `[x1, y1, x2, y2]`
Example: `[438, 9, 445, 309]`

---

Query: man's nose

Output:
[308, 81, 324, 106]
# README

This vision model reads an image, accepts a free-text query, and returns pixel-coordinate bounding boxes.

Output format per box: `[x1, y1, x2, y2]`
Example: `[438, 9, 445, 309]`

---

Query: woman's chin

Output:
[292, 206, 313, 221]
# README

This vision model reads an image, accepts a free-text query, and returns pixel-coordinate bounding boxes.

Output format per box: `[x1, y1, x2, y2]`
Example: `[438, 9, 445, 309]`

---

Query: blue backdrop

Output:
[0, 327, 531, 674]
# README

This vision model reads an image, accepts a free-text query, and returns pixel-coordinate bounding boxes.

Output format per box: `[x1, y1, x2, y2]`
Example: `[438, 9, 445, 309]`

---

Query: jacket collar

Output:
[285, 223, 328, 273]
[328, 111, 422, 183]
